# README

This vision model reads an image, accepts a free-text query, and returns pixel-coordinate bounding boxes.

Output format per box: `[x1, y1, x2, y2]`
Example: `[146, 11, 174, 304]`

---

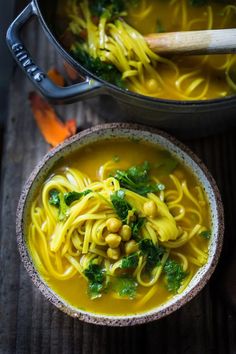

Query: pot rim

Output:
[16, 123, 224, 326]
[33, 0, 236, 108]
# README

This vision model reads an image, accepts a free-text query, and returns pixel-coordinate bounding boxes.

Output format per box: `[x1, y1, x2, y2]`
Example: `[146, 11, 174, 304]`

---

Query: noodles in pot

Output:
[27, 139, 211, 315]
[57, 0, 236, 100]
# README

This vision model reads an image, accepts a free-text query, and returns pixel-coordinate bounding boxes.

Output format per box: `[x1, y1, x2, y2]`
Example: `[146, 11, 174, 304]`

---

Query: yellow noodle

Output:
[65, 0, 236, 100]
[28, 151, 210, 310]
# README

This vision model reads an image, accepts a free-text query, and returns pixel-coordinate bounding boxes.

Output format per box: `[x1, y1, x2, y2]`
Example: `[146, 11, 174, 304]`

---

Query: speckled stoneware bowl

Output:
[16, 123, 224, 326]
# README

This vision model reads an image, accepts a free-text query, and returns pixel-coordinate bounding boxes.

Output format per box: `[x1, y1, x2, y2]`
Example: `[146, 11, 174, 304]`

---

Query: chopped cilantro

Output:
[49, 190, 60, 207]
[84, 264, 105, 299]
[163, 259, 187, 293]
[121, 253, 139, 269]
[71, 45, 125, 88]
[114, 161, 165, 196]
[110, 190, 132, 223]
[200, 230, 211, 240]
[130, 217, 145, 241]
[139, 239, 166, 271]
[49, 189, 92, 221]
[89, 0, 126, 18]
[112, 275, 138, 299]
[49, 190, 69, 221]
[64, 190, 92, 206]
[58, 193, 69, 221]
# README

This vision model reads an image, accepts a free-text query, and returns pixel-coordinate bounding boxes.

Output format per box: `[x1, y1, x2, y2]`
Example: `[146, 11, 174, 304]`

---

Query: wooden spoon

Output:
[144, 28, 236, 55]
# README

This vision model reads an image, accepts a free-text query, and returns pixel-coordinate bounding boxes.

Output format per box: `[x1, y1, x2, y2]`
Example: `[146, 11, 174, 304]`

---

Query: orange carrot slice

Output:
[29, 92, 76, 147]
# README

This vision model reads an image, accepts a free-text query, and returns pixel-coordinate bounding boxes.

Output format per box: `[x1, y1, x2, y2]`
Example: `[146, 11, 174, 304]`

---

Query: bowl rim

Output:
[16, 123, 224, 326]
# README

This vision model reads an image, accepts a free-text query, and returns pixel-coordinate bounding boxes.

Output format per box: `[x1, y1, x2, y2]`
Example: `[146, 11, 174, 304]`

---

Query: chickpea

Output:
[105, 233, 121, 248]
[107, 247, 120, 260]
[106, 217, 122, 233]
[120, 225, 132, 241]
[143, 201, 157, 218]
[124, 240, 138, 255]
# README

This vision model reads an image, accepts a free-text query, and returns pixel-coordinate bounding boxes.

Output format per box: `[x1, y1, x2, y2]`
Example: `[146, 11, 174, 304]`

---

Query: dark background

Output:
[0, 1, 236, 353]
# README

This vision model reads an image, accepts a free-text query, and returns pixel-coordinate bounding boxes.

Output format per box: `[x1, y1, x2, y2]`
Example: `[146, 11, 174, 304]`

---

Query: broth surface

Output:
[58, 0, 236, 100]
[126, 0, 234, 99]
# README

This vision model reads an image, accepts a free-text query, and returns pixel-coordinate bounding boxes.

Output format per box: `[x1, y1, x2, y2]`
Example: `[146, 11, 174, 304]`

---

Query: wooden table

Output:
[0, 2, 236, 353]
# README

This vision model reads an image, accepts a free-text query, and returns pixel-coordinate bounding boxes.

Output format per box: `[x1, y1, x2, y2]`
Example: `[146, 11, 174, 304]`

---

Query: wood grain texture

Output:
[145, 29, 236, 55]
[0, 8, 236, 354]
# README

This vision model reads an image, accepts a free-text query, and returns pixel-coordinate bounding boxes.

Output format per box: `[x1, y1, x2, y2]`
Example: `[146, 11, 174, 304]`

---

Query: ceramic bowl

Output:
[16, 123, 224, 326]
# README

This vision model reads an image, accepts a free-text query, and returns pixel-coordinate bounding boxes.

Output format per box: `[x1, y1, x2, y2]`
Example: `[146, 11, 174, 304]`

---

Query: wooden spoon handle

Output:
[144, 29, 236, 55]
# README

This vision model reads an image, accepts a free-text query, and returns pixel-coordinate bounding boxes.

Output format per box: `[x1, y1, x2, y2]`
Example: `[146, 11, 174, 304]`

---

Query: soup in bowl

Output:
[16, 124, 224, 325]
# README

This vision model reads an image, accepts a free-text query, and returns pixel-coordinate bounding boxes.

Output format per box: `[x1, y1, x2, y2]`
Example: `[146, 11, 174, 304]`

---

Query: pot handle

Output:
[6, 2, 104, 103]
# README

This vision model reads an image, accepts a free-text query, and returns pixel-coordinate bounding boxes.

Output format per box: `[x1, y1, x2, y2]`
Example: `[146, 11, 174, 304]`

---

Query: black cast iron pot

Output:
[6, 1, 236, 138]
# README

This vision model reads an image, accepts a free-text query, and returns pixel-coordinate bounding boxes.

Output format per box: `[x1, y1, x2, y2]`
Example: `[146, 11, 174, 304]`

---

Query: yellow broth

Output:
[58, 0, 236, 100]
[28, 139, 210, 316]
[125, 0, 235, 99]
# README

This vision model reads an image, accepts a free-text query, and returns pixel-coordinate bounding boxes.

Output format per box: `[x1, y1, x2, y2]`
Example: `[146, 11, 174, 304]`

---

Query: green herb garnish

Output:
[110, 190, 132, 223]
[121, 253, 139, 269]
[49, 190, 69, 221]
[130, 217, 145, 241]
[49, 190, 60, 207]
[114, 161, 165, 196]
[200, 230, 211, 240]
[49, 189, 92, 221]
[84, 264, 105, 299]
[112, 275, 138, 299]
[72, 45, 125, 88]
[139, 239, 166, 271]
[89, 0, 126, 18]
[64, 190, 92, 206]
[163, 259, 187, 293]
[58, 193, 69, 221]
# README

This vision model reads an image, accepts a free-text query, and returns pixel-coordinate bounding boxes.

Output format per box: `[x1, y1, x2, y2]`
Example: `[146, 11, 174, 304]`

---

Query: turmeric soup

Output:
[58, 0, 236, 100]
[27, 139, 211, 315]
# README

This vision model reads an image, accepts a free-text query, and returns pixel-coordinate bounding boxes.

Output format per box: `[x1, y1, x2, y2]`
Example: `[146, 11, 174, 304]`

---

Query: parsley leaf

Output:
[71, 46, 125, 89]
[163, 259, 187, 293]
[139, 239, 166, 271]
[130, 217, 145, 241]
[200, 230, 211, 240]
[64, 190, 92, 206]
[121, 253, 139, 269]
[114, 161, 165, 196]
[49, 190, 60, 207]
[49, 190, 69, 221]
[84, 264, 105, 299]
[110, 190, 132, 223]
[58, 193, 69, 221]
[112, 275, 138, 299]
[49, 189, 92, 221]
[89, 0, 126, 18]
